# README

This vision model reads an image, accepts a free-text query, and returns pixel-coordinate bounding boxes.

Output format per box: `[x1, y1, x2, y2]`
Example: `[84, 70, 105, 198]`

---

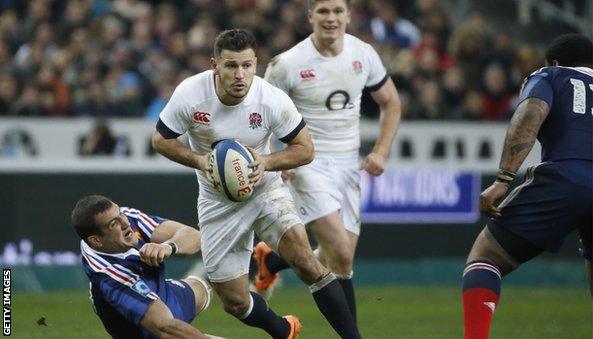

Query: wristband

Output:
[496, 169, 516, 183]
[164, 241, 178, 255]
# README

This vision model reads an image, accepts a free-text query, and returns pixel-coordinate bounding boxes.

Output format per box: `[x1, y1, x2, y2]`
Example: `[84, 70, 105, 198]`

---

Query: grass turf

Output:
[11, 285, 591, 338]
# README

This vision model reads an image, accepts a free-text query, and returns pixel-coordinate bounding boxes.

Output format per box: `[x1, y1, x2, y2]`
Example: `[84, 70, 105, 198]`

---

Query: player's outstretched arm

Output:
[141, 299, 221, 339]
[362, 77, 402, 176]
[152, 130, 211, 172]
[479, 98, 550, 217]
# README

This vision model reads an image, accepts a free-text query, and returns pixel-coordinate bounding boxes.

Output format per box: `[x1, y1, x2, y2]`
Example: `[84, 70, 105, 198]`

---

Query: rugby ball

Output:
[210, 140, 255, 202]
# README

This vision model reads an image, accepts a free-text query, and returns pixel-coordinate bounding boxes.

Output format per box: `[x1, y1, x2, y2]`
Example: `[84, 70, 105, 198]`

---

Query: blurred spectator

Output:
[448, 11, 490, 87]
[453, 90, 485, 121]
[0, 128, 37, 157]
[0, 0, 582, 122]
[480, 63, 513, 121]
[79, 120, 130, 156]
[408, 79, 450, 119]
[145, 81, 175, 121]
[0, 72, 18, 114]
[370, 0, 421, 48]
[441, 66, 466, 109]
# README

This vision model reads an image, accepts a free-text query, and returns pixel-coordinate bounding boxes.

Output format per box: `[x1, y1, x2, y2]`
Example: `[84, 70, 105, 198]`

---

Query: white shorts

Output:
[287, 156, 361, 235]
[197, 183, 302, 283]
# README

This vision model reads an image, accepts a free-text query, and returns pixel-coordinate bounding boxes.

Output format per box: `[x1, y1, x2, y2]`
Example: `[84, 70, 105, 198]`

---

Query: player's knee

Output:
[333, 244, 353, 272]
[291, 252, 325, 284]
[222, 297, 251, 318]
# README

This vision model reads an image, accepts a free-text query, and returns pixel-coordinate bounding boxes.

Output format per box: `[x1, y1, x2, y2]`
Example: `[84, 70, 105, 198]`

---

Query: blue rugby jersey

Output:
[518, 66, 593, 162]
[81, 207, 168, 338]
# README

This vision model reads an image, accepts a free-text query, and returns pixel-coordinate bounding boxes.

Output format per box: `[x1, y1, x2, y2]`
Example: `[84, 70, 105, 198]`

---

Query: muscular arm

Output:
[150, 220, 201, 255]
[140, 299, 210, 339]
[140, 219, 201, 266]
[264, 126, 314, 171]
[152, 131, 210, 172]
[498, 98, 550, 174]
[369, 77, 402, 157]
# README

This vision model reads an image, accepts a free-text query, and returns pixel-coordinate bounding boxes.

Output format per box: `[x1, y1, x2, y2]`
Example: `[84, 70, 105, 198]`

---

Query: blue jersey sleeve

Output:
[518, 70, 554, 107]
[121, 207, 167, 241]
[99, 277, 158, 326]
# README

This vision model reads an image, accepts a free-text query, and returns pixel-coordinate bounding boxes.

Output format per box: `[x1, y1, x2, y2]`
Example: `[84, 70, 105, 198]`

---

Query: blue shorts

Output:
[140, 279, 197, 339]
[164, 279, 197, 323]
[489, 160, 592, 259]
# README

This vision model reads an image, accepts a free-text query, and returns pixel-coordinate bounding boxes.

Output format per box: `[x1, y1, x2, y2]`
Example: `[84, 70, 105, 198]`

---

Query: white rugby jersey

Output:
[158, 70, 305, 200]
[265, 34, 387, 157]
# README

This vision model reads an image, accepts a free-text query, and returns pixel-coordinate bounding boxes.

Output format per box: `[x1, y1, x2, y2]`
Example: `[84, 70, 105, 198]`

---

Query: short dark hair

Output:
[71, 195, 113, 241]
[213, 29, 257, 59]
[308, 0, 351, 10]
[545, 33, 593, 67]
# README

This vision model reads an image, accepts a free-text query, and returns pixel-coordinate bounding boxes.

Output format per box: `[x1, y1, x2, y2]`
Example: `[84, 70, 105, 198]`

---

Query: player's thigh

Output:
[182, 276, 212, 315]
[491, 162, 586, 255]
[338, 164, 362, 236]
[163, 279, 200, 323]
[309, 211, 351, 256]
[289, 158, 342, 224]
[198, 200, 258, 283]
[253, 184, 303, 253]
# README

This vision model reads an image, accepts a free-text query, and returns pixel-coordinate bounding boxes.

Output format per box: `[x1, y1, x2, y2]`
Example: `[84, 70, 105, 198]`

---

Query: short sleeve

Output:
[158, 82, 193, 137]
[517, 69, 554, 107]
[99, 277, 158, 326]
[121, 207, 167, 241]
[364, 44, 388, 91]
[264, 56, 291, 94]
[269, 90, 305, 143]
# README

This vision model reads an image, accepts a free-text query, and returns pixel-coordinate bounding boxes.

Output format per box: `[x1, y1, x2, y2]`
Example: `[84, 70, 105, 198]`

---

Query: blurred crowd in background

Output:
[0, 0, 582, 121]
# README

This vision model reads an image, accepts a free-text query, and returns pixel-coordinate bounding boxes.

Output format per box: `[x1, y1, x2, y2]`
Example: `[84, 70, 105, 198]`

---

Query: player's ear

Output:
[210, 58, 218, 75]
[87, 235, 102, 249]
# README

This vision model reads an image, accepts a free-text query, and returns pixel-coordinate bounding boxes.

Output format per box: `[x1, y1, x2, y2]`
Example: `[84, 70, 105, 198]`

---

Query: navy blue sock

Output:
[311, 274, 361, 339]
[265, 251, 290, 274]
[240, 292, 290, 338]
[338, 276, 357, 323]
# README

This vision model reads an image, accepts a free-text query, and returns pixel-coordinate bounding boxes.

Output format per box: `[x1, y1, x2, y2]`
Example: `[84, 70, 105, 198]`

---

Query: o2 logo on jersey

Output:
[249, 112, 263, 129]
[326, 90, 355, 111]
[193, 111, 211, 126]
[352, 60, 363, 74]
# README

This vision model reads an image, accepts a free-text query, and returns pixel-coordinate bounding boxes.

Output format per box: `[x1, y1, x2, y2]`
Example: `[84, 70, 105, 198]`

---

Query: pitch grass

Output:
[11, 285, 592, 338]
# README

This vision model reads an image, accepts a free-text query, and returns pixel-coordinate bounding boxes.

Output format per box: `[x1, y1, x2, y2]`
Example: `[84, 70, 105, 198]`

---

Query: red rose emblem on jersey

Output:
[249, 112, 262, 129]
[352, 60, 363, 74]
[192, 111, 211, 126]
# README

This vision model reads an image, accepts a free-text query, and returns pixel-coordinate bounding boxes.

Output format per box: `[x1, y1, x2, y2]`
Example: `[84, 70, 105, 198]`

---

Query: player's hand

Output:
[247, 147, 266, 186]
[281, 169, 295, 181]
[196, 153, 212, 173]
[361, 152, 386, 176]
[139, 243, 173, 267]
[479, 181, 510, 218]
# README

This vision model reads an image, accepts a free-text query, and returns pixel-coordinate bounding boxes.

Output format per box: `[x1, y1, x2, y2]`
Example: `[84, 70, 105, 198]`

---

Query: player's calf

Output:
[212, 275, 294, 338]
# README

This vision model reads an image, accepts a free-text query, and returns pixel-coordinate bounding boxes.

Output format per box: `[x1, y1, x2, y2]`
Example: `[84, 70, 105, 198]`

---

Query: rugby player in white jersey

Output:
[152, 29, 361, 339]
[257, 0, 402, 323]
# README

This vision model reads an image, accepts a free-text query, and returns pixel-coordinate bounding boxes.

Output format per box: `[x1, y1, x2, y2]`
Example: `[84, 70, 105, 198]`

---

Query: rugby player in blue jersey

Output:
[461, 34, 593, 339]
[72, 195, 222, 339]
